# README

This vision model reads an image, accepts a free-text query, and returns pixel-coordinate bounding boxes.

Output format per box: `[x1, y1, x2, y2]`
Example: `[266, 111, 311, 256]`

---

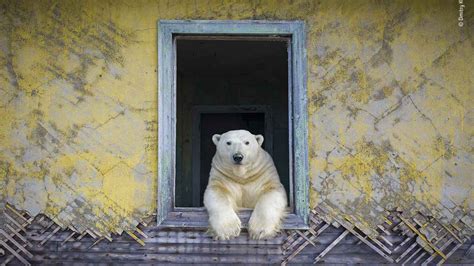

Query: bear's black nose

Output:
[233, 153, 243, 163]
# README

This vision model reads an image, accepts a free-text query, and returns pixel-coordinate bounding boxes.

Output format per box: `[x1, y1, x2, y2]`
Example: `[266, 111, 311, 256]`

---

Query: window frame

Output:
[157, 20, 309, 229]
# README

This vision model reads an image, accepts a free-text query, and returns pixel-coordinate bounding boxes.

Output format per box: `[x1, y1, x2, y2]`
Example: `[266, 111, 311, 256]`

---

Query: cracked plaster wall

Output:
[0, 0, 472, 238]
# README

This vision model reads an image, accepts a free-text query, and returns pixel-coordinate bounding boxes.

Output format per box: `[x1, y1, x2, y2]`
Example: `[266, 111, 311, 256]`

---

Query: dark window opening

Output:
[176, 38, 289, 207]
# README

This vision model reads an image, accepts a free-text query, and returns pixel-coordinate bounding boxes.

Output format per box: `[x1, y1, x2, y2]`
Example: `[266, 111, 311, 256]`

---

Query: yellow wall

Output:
[0, 0, 472, 237]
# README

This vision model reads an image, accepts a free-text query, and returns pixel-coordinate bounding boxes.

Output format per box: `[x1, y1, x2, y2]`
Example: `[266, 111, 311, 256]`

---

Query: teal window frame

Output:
[157, 20, 309, 229]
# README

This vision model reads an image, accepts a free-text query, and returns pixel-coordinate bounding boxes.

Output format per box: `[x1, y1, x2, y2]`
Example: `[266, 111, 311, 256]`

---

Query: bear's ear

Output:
[212, 134, 221, 146]
[255, 135, 264, 146]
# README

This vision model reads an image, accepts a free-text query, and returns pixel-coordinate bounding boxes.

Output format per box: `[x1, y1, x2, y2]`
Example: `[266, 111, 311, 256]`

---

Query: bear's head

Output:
[212, 129, 264, 167]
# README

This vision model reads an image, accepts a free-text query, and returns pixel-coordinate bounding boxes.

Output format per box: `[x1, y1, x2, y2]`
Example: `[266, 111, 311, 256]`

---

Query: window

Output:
[158, 20, 308, 228]
[176, 38, 287, 207]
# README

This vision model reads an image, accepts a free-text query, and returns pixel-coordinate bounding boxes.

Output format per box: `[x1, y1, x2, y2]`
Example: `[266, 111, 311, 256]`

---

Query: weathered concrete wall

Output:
[0, 0, 472, 239]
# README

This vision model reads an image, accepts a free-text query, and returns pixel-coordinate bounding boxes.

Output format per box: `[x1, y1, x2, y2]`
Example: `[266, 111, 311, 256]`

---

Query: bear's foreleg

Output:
[248, 188, 287, 239]
[203, 187, 241, 240]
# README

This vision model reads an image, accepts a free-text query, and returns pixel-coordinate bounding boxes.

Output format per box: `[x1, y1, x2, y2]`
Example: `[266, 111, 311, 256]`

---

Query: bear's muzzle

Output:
[232, 153, 244, 164]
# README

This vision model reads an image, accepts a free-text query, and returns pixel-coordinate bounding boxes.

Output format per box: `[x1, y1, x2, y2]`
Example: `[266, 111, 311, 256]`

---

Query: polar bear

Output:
[203, 129, 287, 240]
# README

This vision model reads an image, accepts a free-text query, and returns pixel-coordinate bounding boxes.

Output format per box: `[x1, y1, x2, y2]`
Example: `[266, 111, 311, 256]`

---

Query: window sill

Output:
[159, 207, 309, 229]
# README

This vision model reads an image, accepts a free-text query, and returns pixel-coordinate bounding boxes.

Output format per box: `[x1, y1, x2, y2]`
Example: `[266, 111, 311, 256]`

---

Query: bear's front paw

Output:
[248, 213, 280, 240]
[209, 211, 241, 240]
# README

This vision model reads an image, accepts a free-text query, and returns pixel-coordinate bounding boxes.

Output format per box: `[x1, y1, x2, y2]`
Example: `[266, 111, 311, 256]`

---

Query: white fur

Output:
[203, 130, 287, 240]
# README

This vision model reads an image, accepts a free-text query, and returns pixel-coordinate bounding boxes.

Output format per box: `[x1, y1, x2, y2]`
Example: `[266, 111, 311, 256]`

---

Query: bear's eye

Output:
[245, 141, 250, 145]
[226, 141, 231, 146]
